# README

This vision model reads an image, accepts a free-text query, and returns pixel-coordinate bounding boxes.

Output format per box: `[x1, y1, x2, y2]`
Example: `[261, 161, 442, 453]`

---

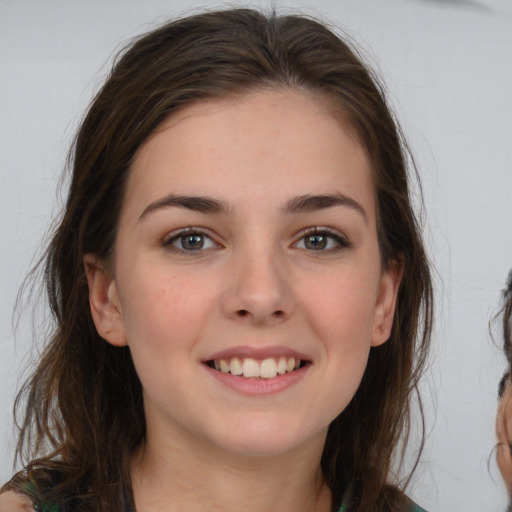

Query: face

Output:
[498, 379, 512, 492]
[86, 89, 401, 459]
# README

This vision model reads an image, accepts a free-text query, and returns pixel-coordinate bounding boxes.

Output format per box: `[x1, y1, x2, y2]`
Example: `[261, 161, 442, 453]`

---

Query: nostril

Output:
[233, 309, 286, 320]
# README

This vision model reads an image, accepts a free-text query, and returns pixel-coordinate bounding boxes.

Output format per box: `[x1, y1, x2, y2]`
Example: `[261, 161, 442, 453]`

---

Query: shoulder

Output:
[2, 470, 61, 512]
[338, 496, 428, 512]
[0, 491, 35, 512]
[2, 467, 70, 512]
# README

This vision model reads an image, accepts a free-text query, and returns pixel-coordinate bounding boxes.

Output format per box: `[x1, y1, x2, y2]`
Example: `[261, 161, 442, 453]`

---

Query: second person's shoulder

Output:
[0, 491, 35, 512]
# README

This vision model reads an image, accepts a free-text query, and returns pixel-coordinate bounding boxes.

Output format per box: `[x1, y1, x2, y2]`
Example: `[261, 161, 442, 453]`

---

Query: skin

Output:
[497, 379, 512, 492]
[0, 492, 34, 512]
[85, 89, 402, 512]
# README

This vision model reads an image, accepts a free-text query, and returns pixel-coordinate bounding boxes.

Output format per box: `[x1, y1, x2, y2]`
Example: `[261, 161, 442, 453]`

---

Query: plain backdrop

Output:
[1, 1, 511, 510]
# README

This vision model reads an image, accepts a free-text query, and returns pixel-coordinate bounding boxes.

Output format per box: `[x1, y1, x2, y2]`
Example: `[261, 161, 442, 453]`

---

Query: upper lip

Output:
[203, 345, 311, 362]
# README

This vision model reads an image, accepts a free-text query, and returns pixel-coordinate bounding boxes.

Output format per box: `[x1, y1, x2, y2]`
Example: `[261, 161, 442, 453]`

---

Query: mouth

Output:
[206, 356, 308, 379]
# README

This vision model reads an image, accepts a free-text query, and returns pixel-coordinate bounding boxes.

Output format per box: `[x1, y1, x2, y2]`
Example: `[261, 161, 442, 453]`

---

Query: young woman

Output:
[0, 8, 433, 512]
[496, 269, 512, 507]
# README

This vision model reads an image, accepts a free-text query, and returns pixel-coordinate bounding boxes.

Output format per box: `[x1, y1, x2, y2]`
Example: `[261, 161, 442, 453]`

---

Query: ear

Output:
[84, 254, 127, 347]
[370, 258, 404, 347]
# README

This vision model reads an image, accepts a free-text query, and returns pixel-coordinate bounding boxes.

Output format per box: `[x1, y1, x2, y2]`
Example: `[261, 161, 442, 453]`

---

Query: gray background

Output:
[1, 1, 511, 510]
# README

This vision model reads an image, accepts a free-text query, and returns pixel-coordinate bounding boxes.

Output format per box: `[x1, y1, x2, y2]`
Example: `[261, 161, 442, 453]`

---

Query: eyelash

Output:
[294, 227, 352, 253]
[162, 228, 218, 254]
[161, 227, 351, 255]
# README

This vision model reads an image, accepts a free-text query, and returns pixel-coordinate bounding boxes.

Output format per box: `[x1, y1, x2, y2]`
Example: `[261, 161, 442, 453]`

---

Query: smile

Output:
[207, 357, 306, 379]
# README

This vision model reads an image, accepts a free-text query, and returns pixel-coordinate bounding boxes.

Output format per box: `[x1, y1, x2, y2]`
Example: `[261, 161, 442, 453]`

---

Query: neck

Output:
[130, 424, 332, 512]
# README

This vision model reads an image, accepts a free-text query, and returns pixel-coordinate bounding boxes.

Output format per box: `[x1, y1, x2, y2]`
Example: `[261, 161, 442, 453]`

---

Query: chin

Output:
[222, 438, 303, 459]
[212, 418, 325, 459]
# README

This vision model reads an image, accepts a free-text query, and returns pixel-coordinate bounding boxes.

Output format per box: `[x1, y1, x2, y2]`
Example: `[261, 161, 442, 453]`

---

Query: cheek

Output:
[300, 270, 379, 349]
[497, 399, 512, 491]
[117, 272, 218, 410]
[119, 271, 217, 352]
[298, 270, 378, 417]
[497, 443, 512, 491]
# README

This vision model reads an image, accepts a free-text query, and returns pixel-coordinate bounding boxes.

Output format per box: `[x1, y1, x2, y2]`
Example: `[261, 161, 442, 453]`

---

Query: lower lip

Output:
[204, 364, 310, 395]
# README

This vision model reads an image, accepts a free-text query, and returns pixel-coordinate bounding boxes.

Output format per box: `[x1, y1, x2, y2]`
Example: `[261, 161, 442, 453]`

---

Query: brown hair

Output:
[5, 8, 433, 512]
[502, 270, 512, 369]
[498, 270, 512, 397]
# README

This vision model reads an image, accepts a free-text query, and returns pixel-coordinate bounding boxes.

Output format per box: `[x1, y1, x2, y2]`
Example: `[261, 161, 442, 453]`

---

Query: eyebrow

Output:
[138, 194, 231, 221]
[138, 192, 367, 222]
[283, 194, 367, 222]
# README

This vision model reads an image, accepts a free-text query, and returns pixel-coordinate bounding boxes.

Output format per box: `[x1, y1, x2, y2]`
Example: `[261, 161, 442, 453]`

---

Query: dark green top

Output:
[13, 477, 428, 512]
[30, 502, 427, 512]
[339, 505, 427, 512]
[28, 492, 427, 512]
[30, 501, 427, 512]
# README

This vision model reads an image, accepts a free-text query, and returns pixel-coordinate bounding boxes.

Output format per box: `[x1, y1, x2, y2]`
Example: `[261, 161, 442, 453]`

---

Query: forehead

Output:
[123, 89, 374, 220]
[139, 88, 362, 155]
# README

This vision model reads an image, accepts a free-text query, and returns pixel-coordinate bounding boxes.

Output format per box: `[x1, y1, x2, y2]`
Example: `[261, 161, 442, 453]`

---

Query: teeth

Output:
[242, 358, 260, 378]
[230, 357, 243, 376]
[211, 356, 303, 378]
[260, 358, 277, 379]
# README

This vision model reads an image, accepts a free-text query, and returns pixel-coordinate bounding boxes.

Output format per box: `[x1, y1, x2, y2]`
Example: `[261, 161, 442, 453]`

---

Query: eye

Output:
[163, 229, 217, 253]
[294, 228, 351, 252]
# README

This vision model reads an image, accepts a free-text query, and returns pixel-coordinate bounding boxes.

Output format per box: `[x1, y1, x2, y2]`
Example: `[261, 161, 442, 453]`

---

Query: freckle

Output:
[156, 289, 167, 299]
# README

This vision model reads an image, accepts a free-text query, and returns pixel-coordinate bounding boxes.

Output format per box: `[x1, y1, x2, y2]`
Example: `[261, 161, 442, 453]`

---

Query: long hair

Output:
[497, 270, 512, 398]
[502, 269, 512, 368]
[5, 9, 433, 512]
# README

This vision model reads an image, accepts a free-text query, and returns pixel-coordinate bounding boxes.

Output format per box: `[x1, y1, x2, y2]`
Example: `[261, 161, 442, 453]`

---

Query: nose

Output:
[220, 249, 295, 326]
